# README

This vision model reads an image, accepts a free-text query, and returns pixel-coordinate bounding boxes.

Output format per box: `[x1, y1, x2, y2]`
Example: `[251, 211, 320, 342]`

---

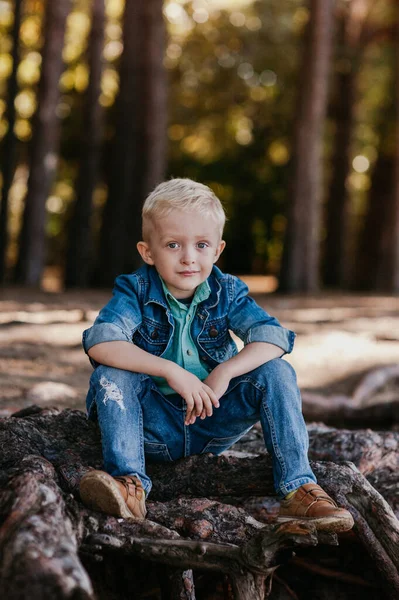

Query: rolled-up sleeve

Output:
[227, 276, 296, 354]
[82, 275, 142, 357]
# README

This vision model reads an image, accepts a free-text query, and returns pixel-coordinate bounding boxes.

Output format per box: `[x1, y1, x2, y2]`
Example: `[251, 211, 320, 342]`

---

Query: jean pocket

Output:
[144, 441, 173, 463]
[201, 433, 245, 455]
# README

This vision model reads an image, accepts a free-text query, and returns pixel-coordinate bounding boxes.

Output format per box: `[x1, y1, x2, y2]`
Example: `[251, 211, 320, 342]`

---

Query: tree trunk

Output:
[279, 0, 334, 293]
[323, 65, 355, 288]
[124, 0, 168, 273]
[323, 0, 370, 288]
[0, 407, 337, 600]
[157, 567, 196, 600]
[64, 0, 105, 288]
[230, 573, 267, 600]
[1, 407, 399, 599]
[14, 0, 71, 287]
[353, 97, 395, 290]
[0, 0, 22, 284]
[352, 4, 399, 292]
[94, 0, 167, 287]
[392, 6, 399, 291]
[93, 0, 141, 286]
[299, 364, 399, 428]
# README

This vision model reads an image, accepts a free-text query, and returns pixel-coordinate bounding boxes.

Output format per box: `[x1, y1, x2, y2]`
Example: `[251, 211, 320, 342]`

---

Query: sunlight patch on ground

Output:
[0, 309, 84, 324]
[0, 322, 87, 346]
[287, 331, 399, 389]
[2, 286, 399, 414]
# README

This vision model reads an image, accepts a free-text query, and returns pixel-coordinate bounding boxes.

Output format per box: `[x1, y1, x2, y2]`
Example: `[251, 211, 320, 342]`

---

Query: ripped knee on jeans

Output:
[99, 376, 126, 411]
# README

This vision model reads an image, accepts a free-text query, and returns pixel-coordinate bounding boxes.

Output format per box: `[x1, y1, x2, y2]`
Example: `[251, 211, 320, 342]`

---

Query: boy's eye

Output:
[197, 242, 209, 249]
[167, 242, 179, 249]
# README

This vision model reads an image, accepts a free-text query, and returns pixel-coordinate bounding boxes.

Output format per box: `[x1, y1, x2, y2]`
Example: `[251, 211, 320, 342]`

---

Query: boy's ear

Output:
[214, 240, 226, 263]
[137, 241, 155, 265]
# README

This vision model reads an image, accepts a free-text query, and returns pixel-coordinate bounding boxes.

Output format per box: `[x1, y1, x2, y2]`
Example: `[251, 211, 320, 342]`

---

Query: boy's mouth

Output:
[179, 270, 199, 276]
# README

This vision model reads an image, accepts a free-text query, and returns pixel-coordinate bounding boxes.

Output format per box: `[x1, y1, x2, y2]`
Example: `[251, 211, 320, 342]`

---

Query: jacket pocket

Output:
[132, 317, 170, 356]
[198, 316, 238, 363]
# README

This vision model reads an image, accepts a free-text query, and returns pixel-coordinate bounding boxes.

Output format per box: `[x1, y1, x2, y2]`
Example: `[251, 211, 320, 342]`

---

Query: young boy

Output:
[80, 178, 353, 532]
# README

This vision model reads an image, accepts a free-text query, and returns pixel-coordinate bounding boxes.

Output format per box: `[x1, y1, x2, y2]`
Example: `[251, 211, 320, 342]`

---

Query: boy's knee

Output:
[92, 364, 142, 390]
[256, 357, 297, 383]
[90, 365, 146, 413]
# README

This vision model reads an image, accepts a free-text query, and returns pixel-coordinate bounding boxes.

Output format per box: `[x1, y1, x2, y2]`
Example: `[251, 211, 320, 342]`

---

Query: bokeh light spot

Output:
[237, 62, 254, 80]
[15, 90, 36, 119]
[260, 70, 277, 87]
[168, 124, 185, 141]
[352, 155, 370, 173]
[230, 12, 245, 27]
[14, 119, 32, 141]
[193, 9, 209, 24]
[268, 140, 290, 165]
[46, 196, 65, 214]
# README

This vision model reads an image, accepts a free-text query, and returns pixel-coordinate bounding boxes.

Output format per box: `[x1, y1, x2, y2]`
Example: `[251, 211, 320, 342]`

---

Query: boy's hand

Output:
[166, 366, 220, 425]
[203, 364, 231, 402]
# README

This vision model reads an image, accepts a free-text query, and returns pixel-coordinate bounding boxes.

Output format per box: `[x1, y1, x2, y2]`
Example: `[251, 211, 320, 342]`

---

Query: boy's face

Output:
[137, 209, 225, 299]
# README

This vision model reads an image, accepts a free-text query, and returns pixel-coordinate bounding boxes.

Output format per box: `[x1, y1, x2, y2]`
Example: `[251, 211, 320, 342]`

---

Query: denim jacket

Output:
[83, 264, 296, 370]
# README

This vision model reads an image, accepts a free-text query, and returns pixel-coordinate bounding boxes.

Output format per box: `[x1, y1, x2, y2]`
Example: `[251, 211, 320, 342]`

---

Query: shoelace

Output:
[114, 476, 143, 498]
[299, 487, 337, 516]
[303, 487, 337, 506]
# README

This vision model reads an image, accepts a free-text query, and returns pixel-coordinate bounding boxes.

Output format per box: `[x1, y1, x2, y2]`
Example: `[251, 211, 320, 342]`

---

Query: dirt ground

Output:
[2, 277, 399, 418]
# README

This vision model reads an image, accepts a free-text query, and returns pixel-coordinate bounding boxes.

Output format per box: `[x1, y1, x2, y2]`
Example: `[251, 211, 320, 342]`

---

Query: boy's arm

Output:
[204, 342, 283, 400]
[88, 341, 219, 425]
[88, 340, 175, 378]
[227, 275, 296, 355]
[203, 275, 294, 401]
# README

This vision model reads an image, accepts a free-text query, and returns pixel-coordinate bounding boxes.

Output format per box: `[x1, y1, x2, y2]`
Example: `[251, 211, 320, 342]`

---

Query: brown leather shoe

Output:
[279, 483, 354, 532]
[79, 470, 147, 521]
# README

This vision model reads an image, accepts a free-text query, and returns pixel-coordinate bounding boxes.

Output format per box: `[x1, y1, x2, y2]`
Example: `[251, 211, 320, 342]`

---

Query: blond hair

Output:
[142, 178, 226, 239]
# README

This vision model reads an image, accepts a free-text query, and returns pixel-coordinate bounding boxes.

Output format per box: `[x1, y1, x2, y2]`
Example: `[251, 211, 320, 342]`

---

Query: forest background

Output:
[0, 0, 398, 293]
[2, 3, 399, 597]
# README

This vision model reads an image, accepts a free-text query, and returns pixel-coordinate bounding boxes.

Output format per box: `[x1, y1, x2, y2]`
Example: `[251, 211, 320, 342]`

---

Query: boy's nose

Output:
[181, 255, 195, 264]
[181, 249, 195, 264]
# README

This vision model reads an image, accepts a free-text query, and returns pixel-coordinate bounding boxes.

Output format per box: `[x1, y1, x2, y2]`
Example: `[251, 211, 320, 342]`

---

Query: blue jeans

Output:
[86, 358, 316, 498]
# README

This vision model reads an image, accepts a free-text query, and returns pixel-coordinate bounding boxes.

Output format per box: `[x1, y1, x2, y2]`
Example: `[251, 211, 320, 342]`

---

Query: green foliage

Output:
[166, 0, 307, 273]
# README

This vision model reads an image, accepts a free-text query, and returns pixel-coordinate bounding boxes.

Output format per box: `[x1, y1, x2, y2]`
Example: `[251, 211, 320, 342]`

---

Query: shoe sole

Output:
[79, 471, 145, 521]
[277, 513, 354, 533]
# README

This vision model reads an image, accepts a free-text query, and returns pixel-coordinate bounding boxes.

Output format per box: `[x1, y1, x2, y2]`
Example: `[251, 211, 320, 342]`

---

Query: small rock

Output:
[26, 381, 77, 402]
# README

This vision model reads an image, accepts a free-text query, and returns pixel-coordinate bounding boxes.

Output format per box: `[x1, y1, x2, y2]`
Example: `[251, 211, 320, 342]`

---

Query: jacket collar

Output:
[139, 264, 221, 310]
[201, 267, 222, 310]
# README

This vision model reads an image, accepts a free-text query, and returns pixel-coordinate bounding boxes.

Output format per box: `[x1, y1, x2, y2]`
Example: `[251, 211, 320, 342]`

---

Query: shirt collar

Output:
[141, 264, 219, 310]
[158, 274, 211, 311]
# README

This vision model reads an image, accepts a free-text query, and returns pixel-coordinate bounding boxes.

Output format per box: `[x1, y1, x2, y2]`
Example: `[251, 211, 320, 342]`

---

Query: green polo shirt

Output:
[152, 275, 211, 395]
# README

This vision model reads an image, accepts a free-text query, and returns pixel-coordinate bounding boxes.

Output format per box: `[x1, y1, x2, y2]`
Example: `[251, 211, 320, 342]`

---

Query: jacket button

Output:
[209, 327, 218, 338]
[150, 330, 159, 340]
[201, 355, 207, 361]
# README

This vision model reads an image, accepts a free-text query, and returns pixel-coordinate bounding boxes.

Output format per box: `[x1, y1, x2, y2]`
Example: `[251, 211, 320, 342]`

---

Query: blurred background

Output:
[0, 0, 397, 293]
